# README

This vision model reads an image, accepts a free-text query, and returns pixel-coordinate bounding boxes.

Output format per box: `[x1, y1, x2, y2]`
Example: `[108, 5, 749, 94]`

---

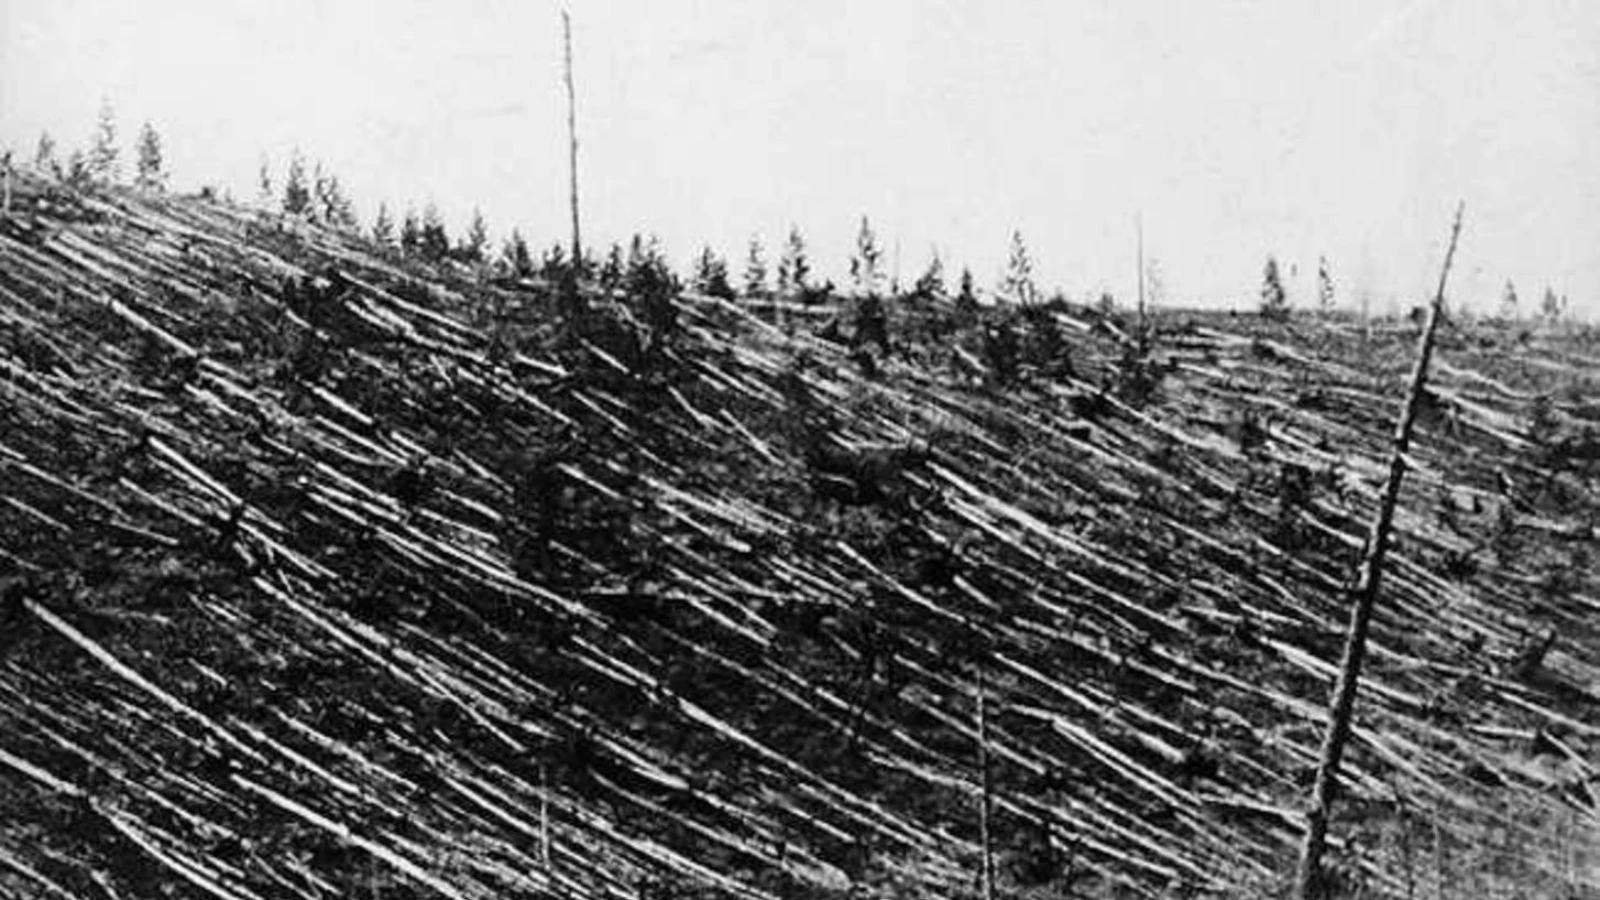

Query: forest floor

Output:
[2, 172, 1599, 899]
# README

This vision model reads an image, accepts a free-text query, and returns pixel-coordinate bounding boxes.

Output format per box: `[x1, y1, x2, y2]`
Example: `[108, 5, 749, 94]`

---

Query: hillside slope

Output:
[2, 173, 1599, 898]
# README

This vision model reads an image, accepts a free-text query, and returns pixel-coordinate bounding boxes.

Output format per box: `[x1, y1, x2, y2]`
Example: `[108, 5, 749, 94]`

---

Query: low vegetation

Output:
[1, 148, 1597, 900]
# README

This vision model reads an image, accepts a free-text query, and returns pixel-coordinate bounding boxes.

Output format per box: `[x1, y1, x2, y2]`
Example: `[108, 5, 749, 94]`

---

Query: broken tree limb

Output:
[1294, 202, 1465, 900]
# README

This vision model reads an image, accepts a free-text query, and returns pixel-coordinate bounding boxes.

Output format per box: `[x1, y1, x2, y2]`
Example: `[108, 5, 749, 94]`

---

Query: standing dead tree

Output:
[559, 9, 586, 327]
[563, 10, 582, 267]
[1294, 202, 1465, 899]
[1, 150, 12, 216]
[1136, 212, 1147, 354]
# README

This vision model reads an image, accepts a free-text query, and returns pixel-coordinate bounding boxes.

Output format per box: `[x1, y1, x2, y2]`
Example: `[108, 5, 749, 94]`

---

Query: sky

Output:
[2, 0, 1597, 314]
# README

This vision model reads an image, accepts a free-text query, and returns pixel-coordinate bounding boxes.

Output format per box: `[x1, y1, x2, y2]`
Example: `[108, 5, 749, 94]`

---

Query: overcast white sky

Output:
[3, 1, 1596, 313]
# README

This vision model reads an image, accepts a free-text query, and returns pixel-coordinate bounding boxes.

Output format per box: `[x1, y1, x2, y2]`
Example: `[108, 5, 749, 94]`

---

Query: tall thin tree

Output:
[1136, 212, 1145, 322]
[563, 10, 582, 270]
[282, 151, 311, 216]
[1293, 203, 1465, 900]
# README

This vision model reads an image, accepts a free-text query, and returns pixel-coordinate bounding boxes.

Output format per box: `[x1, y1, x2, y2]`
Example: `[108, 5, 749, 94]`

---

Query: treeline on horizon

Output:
[12, 99, 1580, 325]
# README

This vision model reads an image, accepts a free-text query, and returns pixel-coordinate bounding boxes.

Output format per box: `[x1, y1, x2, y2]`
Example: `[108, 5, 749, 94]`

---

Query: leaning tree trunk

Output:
[1293, 203, 1464, 900]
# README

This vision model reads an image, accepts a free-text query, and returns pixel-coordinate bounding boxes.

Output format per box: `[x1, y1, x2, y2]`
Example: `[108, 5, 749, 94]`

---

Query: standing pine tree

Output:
[850, 216, 883, 297]
[1001, 230, 1036, 305]
[1317, 256, 1336, 314]
[419, 204, 450, 261]
[630, 242, 681, 348]
[622, 236, 672, 287]
[1260, 255, 1289, 321]
[776, 244, 792, 298]
[777, 225, 812, 298]
[743, 236, 769, 299]
[1541, 286, 1564, 321]
[599, 242, 625, 289]
[540, 243, 569, 280]
[1499, 279, 1519, 321]
[458, 208, 489, 263]
[134, 122, 164, 191]
[332, 183, 356, 230]
[320, 174, 357, 230]
[372, 203, 396, 248]
[88, 97, 119, 183]
[34, 132, 57, 175]
[501, 230, 534, 277]
[400, 208, 422, 257]
[625, 234, 648, 275]
[309, 163, 329, 223]
[282, 152, 311, 216]
[913, 249, 946, 299]
[692, 246, 736, 300]
[955, 267, 980, 326]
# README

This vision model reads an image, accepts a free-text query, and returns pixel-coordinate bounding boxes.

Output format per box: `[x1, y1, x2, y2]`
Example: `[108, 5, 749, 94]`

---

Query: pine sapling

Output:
[89, 97, 119, 183]
[743, 236, 769, 300]
[135, 122, 164, 191]
[850, 216, 883, 297]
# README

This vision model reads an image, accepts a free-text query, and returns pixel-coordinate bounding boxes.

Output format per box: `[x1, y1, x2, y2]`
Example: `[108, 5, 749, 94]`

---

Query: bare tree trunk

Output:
[562, 10, 581, 269]
[556, 9, 586, 333]
[976, 660, 995, 900]
[1135, 211, 1146, 351]
[1293, 203, 1464, 899]
[1, 152, 12, 216]
[892, 237, 902, 297]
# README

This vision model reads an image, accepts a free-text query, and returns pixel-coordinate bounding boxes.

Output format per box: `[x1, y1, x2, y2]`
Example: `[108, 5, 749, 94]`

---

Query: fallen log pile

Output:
[2, 171, 1598, 898]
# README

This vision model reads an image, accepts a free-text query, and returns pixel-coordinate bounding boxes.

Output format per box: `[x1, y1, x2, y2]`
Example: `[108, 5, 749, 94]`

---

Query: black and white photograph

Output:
[1, 2, 1597, 897]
